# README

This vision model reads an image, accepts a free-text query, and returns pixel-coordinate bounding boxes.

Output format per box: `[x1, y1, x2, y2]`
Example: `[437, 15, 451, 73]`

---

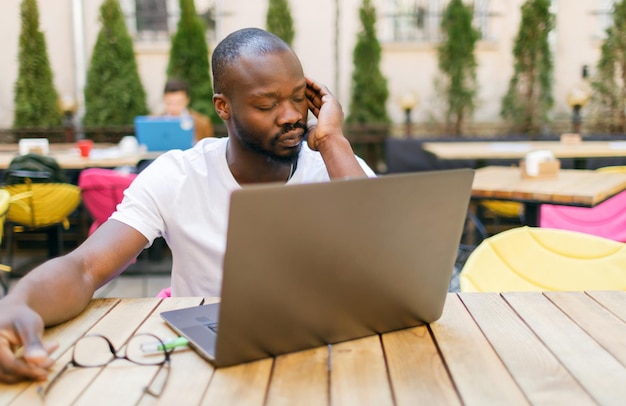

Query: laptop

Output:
[161, 169, 474, 367]
[134, 116, 194, 151]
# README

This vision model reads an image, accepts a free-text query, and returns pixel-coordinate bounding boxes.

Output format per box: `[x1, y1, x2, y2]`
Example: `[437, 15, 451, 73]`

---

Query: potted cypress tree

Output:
[500, 0, 554, 137]
[266, 0, 295, 46]
[590, 0, 626, 133]
[166, 0, 215, 121]
[346, 0, 390, 171]
[437, 0, 479, 136]
[13, 0, 63, 131]
[83, 0, 148, 130]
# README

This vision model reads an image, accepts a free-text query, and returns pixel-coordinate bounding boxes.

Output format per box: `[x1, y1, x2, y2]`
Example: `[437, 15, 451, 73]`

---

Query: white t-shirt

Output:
[111, 137, 375, 296]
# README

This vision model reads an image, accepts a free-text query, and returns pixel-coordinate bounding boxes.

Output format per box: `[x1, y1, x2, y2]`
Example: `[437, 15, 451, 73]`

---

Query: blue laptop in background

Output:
[134, 116, 194, 151]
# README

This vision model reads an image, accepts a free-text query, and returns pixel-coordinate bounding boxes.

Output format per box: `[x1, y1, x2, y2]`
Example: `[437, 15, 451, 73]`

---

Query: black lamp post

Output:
[567, 66, 591, 134]
[59, 94, 77, 142]
[398, 92, 418, 138]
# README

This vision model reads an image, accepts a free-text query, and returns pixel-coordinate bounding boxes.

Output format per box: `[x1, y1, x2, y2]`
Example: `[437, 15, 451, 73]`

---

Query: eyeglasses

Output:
[37, 333, 172, 399]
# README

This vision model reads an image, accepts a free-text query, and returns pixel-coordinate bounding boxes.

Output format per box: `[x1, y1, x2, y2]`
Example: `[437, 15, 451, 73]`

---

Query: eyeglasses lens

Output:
[73, 335, 115, 367]
[126, 334, 167, 365]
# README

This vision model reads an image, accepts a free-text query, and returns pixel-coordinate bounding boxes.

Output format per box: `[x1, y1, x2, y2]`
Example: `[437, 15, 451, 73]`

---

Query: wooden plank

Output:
[430, 294, 528, 405]
[330, 335, 394, 406]
[265, 345, 329, 406]
[135, 297, 213, 406]
[471, 167, 626, 207]
[382, 325, 460, 405]
[2, 298, 120, 406]
[460, 293, 595, 405]
[503, 292, 626, 404]
[67, 298, 163, 406]
[200, 358, 274, 406]
[423, 141, 626, 160]
[586, 290, 626, 322]
[545, 291, 626, 366]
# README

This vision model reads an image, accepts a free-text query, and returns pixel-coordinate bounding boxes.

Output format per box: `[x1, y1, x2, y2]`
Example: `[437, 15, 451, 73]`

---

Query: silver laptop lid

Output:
[214, 169, 474, 367]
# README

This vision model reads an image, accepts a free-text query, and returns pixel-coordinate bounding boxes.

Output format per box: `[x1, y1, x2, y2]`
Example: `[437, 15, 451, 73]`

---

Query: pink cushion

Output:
[540, 190, 626, 242]
[156, 287, 172, 298]
[78, 168, 137, 235]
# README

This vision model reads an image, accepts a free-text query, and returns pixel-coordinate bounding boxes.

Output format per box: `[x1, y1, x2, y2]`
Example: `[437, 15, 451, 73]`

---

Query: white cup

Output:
[119, 136, 139, 155]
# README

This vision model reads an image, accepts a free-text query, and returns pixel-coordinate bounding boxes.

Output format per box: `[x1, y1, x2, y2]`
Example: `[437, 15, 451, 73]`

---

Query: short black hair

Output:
[212, 28, 293, 95]
[163, 78, 190, 95]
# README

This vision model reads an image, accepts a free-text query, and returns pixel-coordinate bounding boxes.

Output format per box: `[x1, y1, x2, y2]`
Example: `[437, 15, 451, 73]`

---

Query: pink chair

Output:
[540, 189, 626, 242]
[156, 287, 172, 298]
[78, 168, 137, 235]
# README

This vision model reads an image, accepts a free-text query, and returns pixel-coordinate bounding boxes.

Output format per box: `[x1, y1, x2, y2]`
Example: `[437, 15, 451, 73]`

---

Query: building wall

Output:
[0, 0, 612, 135]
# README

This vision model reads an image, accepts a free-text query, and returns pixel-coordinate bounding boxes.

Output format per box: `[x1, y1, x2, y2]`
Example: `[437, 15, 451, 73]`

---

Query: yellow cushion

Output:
[460, 226, 626, 292]
[480, 200, 523, 218]
[0, 190, 10, 242]
[3, 183, 81, 229]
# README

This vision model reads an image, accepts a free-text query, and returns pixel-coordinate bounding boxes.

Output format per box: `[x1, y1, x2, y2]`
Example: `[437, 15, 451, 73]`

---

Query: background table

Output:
[0, 143, 161, 170]
[1, 291, 624, 405]
[423, 140, 626, 169]
[472, 166, 626, 226]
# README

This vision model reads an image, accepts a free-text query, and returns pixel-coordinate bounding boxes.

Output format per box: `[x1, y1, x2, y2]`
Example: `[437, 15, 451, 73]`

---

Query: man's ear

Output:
[213, 94, 230, 120]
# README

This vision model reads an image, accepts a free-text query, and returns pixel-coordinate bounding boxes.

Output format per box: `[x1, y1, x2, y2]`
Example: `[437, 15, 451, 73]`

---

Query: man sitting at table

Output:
[160, 78, 214, 144]
[0, 27, 374, 384]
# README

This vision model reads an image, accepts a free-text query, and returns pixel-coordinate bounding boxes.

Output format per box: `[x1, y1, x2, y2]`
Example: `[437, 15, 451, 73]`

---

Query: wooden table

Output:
[0, 143, 161, 169]
[472, 166, 626, 226]
[1, 291, 625, 405]
[423, 140, 626, 168]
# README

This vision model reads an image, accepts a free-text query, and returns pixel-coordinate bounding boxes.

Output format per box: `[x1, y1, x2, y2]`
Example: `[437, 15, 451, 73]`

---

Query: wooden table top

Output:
[423, 140, 626, 160]
[1, 291, 624, 405]
[472, 166, 626, 206]
[0, 143, 161, 169]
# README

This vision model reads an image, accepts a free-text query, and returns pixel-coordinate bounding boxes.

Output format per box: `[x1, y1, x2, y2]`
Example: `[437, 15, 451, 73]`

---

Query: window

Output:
[119, 0, 217, 42]
[382, 0, 493, 43]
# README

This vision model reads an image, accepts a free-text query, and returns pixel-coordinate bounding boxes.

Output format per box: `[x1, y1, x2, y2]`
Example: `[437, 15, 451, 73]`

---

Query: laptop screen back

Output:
[134, 116, 194, 151]
[211, 169, 474, 366]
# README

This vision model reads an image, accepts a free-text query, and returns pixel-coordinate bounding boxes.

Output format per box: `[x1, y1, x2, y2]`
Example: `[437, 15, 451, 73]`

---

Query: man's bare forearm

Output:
[317, 135, 368, 179]
[4, 254, 97, 326]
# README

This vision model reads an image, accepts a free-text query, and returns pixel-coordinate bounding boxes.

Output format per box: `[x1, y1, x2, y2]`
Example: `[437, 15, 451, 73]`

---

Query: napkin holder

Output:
[520, 150, 560, 179]
[18, 138, 49, 156]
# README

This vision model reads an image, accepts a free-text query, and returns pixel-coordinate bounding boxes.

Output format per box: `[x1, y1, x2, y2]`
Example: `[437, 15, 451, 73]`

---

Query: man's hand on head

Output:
[304, 76, 345, 152]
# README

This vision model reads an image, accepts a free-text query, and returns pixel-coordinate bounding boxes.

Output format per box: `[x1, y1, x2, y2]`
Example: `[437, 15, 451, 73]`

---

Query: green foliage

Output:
[591, 0, 626, 132]
[437, 0, 479, 135]
[83, 0, 147, 126]
[266, 0, 295, 46]
[346, 0, 390, 124]
[500, 0, 554, 135]
[167, 0, 215, 120]
[13, 0, 63, 128]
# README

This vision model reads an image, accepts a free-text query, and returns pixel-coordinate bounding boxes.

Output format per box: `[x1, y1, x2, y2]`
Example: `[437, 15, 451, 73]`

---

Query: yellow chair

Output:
[0, 190, 11, 296]
[460, 226, 626, 292]
[596, 165, 626, 174]
[2, 181, 81, 267]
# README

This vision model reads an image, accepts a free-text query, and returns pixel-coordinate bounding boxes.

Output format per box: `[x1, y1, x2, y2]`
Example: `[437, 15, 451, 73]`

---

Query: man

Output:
[160, 78, 214, 143]
[0, 27, 374, 383]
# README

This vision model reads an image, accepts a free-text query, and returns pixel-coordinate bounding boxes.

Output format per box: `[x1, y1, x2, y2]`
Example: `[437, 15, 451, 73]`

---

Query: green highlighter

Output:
[141, 336, 189, 353]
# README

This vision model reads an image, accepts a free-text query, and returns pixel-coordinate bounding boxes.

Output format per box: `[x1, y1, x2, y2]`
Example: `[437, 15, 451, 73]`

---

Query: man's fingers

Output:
[13, 312, 54, 368]
[0, 339, 49, 383]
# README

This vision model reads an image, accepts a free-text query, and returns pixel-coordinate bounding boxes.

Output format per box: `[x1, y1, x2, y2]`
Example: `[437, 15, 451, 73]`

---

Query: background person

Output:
[161, 78, 213, 143]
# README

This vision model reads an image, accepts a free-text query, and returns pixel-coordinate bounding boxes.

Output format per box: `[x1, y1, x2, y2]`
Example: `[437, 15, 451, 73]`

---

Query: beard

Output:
[232, 115, 305, 165]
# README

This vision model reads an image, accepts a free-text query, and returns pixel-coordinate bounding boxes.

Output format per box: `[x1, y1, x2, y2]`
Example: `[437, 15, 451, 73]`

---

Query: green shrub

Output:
[167, 0, 214, 120]
[437, 0, 479, 136]
[13, 0, 63, 128]
[346, 0, 390, 124]
[266, 0, 295, 46]
[83, 0, 148, 127]
[500, 0, 554, 136]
